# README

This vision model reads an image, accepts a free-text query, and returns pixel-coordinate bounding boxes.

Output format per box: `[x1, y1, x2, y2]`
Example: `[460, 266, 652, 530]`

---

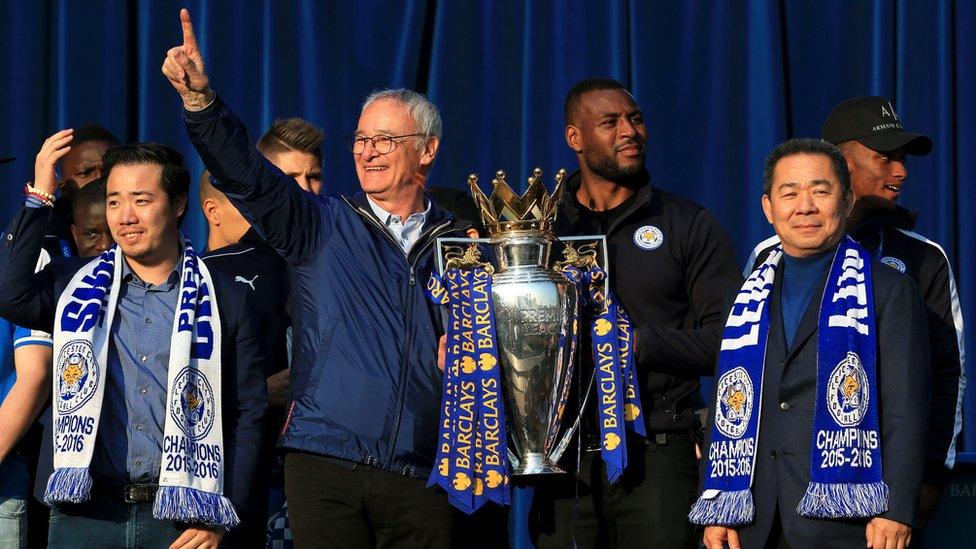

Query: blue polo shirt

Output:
[0, 319, 16, 403]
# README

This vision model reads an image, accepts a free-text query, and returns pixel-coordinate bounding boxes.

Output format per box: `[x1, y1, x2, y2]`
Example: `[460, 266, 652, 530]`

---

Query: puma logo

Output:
[234, 275, 258, 290]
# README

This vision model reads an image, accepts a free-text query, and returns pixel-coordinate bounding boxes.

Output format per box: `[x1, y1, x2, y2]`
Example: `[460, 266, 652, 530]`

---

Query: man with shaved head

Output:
[45, 124, 120, 259]
[528, 78, 741, 548]
[69, 177, 113, 258]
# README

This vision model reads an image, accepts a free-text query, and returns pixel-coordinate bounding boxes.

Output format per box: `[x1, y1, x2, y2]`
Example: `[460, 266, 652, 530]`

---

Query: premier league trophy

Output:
[436, 168, 604, 475]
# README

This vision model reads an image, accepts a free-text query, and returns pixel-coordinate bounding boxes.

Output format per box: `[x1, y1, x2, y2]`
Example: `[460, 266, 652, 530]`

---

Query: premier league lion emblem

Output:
[714, 367, 753, 439]
[827, 352, 870, 426]
[169, 366, 216, 440]
[56, 340, 99, 414]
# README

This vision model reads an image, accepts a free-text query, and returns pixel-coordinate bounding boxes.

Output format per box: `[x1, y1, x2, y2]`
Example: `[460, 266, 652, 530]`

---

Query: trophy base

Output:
[512, 453, 566, 475]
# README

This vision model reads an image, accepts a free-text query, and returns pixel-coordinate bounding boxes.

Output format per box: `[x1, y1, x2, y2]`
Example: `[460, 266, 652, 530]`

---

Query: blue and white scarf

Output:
[45, 238, 239, 528]
[690, 237, 885, 525]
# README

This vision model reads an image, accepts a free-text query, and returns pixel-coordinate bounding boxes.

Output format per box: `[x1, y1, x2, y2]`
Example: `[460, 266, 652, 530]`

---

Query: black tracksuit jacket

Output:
[554, 172, 743, 434]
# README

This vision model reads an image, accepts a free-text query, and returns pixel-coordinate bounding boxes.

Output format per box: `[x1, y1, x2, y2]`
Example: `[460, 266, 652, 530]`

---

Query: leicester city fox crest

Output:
[56, 340, 99, 414]
[714, 366, 753, 439]
[880, 256, 907, 273]
[827, 351, 870, 427]
[633, 225, 664, 250]
[170, 366, 216, 440]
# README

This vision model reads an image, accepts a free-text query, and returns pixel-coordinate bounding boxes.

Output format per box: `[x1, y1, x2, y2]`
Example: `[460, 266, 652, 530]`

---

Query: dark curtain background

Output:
[1, 0, 973, 540]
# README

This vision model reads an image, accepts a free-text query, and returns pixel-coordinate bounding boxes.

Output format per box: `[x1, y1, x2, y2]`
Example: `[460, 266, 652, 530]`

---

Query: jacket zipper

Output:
[384, 221, 457, 469]
[347, 198, 461, 470]
[407, 220, 455, 284]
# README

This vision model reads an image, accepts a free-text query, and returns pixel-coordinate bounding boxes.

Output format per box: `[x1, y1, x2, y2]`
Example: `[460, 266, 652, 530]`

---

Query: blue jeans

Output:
[0, 453, 30, 549]
[47, 495, 185, 549]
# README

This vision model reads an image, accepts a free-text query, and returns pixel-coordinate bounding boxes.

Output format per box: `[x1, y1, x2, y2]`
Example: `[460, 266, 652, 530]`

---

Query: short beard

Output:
[119, 243, 150, 260]
[587, 152, 648, 189]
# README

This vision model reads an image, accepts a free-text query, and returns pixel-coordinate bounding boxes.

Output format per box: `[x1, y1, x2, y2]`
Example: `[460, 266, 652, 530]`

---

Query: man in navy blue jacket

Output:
[0, 140, 268, 548]
[163, 9, 474, 548]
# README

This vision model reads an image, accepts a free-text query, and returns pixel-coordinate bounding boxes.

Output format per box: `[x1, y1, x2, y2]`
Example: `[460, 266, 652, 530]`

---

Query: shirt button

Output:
[779, 402, 791, 411]
[140, 355, 148, 363]
[139, 386, 148, 395]
[5, 234, 12, 241]
[136, 423, 144, 431]
[770, 450, 779, 459]
[134, 460, 142, 467]
[145, 317, 152, 325]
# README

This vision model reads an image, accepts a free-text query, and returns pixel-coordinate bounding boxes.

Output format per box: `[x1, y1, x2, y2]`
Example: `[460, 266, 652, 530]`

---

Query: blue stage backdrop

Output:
[1, 0, 973, 500]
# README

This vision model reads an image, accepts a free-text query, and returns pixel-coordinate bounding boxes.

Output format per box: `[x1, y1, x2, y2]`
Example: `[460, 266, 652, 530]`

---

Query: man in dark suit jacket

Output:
[700, 139, 929, 549]
[0, 140, 267, 548]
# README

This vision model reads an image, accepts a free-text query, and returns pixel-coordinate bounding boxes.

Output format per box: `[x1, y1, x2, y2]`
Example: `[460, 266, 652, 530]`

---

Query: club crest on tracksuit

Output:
[633, 225, 664, 250]
[880, 256, 906, 273]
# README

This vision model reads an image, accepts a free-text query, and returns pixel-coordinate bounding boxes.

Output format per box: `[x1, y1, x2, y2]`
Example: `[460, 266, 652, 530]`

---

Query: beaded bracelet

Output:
[25, 194, 53, 208]
[24, 184, 55, 207]
[25, 183, 56, 200]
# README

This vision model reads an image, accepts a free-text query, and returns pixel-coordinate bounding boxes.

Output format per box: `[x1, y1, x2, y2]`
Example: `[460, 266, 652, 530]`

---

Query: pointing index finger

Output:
[180, 8, 198, 51]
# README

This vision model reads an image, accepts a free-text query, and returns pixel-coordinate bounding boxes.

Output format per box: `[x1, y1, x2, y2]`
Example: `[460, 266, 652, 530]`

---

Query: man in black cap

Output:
[747, 96, 965, 530]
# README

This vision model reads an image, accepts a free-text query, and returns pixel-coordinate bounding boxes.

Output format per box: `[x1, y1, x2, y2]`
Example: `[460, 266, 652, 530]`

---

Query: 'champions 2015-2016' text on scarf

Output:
[45, 238, 239, 529]
[690, 237, 885, 525]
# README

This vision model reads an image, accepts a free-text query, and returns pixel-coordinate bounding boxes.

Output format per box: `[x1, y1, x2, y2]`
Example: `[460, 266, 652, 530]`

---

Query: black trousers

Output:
[283, 452, 509, 549]
[529, 434, 699, 549]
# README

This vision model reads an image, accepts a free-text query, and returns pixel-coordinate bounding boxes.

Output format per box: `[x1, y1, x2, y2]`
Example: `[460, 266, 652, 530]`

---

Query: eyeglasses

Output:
[346, 133, 426, 155]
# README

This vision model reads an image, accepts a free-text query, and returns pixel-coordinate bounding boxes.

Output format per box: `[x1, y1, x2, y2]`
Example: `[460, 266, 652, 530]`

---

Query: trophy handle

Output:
[548, 367, 597, 464]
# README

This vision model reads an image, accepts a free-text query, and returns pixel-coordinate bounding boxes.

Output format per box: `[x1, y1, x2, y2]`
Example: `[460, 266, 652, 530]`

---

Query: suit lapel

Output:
[766, 265, 787, 364]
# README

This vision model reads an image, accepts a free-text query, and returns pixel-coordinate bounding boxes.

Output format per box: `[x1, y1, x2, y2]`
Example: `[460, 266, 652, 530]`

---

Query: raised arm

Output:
[161, 9, 335, 264]
[0, 131, 72, 330]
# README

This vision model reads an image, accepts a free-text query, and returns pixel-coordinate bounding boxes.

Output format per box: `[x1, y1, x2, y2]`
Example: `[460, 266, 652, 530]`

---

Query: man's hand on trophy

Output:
[437, 335, 447, 372]
[161, 8, 214, 111]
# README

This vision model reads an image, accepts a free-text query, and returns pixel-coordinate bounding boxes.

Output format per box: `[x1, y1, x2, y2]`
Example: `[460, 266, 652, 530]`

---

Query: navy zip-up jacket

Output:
[184, 97, 470, 479]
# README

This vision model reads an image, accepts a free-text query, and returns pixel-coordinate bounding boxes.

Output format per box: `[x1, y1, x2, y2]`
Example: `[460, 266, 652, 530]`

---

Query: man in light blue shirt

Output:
[366, 196, 430, 253]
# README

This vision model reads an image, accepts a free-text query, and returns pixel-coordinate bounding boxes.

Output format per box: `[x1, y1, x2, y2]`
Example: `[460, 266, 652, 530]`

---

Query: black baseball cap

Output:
[821, 96, 932, 156]
[0, 156, 13, 164]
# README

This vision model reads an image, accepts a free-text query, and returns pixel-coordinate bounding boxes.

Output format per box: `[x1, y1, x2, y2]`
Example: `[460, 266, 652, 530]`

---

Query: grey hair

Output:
[361, 88, 443, 149]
